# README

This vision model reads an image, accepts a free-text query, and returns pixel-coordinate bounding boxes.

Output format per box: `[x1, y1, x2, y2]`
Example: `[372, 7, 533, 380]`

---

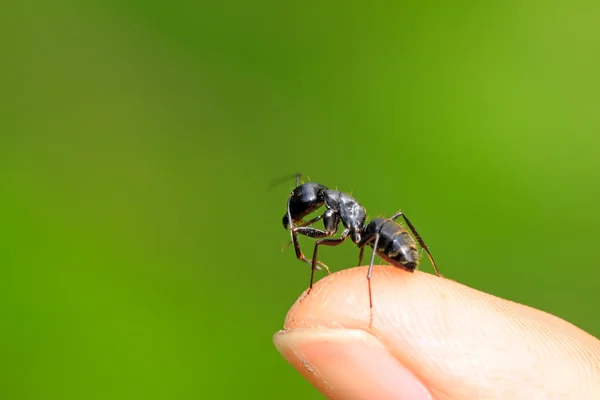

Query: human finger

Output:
[274, 266, 600, 399]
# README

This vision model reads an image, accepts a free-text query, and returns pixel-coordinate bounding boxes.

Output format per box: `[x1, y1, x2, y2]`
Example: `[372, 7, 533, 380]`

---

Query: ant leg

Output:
[286, 196, 331, 271]
[295, 208, 339, 266]
[293, 226, 333, 238]
[298, 214, 323, 227]
[281, 214, 324, 251]
[283, 177, 332, 272]
[294, 209, 338, 239]
[357, 235, 376, 266]
[286, 194, 328, 242]
[282, 214, 321, 248]
[366, 233, 381, 329]
[308, 231, 349, 290]
[389, 210, 441, 277]
[367, 234, 381, 303]
[296, 210, 340, 289]
[358, 246, 366, 266]
[290, 228, 330, 272]
[355, 234, 380, 328]
[292, 225, 335, 272]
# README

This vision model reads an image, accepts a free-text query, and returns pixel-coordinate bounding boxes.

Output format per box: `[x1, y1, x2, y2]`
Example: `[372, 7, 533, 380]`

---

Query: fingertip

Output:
[284, 265, 437, 331]
[273, 328, 432, 400]
[281, 265, 600, 399]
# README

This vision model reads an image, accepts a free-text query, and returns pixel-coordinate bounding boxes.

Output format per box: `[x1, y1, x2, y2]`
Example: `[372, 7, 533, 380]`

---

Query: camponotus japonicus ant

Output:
[279, 174, 441, 324]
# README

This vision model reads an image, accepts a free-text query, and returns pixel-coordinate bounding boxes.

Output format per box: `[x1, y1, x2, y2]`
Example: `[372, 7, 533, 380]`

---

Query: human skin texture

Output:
[274, 266, 600, 400]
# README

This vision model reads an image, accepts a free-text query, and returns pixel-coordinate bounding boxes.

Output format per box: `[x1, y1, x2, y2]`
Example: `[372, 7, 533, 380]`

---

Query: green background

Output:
[2, 1, 599, 399]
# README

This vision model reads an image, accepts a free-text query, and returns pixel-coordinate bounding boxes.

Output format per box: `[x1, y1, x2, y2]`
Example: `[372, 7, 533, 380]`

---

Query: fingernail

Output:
[273, 328, 432, 400]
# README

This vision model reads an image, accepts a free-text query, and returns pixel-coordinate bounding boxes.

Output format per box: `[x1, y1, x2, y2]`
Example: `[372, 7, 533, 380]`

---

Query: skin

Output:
[273, 266, 600, 400]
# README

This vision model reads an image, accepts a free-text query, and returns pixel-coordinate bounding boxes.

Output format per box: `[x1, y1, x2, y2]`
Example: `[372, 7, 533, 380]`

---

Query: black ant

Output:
[280, 174, 441, 323]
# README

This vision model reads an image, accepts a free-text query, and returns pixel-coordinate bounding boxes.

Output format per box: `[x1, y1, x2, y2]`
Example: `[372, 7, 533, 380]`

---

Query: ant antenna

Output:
[286, 195, 294, 244]
[267, 172, 303, 191]
[281, 240, 293, 252]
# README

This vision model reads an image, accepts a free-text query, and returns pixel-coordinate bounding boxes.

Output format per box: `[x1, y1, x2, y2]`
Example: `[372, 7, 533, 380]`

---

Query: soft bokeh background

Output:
[2, 1, 599, 399]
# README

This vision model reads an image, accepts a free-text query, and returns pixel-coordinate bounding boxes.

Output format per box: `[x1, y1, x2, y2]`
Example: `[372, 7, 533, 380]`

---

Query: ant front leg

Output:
[298, 213, 324, 227]
[280, 213, 324, 251]
[290, 228, 330, 272]
[286, 196, 329, 271]
[292, 211, 339, 273]
[308, 230, 349, 291]
[389, 210, 441, 277]
[295, 210, 340, 290]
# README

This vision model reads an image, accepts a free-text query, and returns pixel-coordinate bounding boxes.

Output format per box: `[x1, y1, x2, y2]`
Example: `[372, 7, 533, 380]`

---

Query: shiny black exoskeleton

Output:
[358, 217, 420, 271]
[282, 175, 440, 296]
[280, 175, 442, 327]
[282, 181, 329, 230]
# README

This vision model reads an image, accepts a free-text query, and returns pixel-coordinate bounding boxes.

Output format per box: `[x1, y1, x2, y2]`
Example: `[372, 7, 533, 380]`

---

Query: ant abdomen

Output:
[362, 218, 420, 272]
[385, 231, 419, 271]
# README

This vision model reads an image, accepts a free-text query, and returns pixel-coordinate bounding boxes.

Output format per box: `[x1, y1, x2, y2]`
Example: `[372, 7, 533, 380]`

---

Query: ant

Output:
[280, 174, 441, 325]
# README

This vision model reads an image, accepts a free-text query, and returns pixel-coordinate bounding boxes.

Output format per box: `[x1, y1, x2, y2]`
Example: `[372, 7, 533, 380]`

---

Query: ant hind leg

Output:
[389, 210, 441, 277]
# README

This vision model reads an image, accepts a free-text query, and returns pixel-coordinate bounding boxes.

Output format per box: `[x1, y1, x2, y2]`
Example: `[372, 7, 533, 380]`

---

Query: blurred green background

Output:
[1, 1, 599, 399]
